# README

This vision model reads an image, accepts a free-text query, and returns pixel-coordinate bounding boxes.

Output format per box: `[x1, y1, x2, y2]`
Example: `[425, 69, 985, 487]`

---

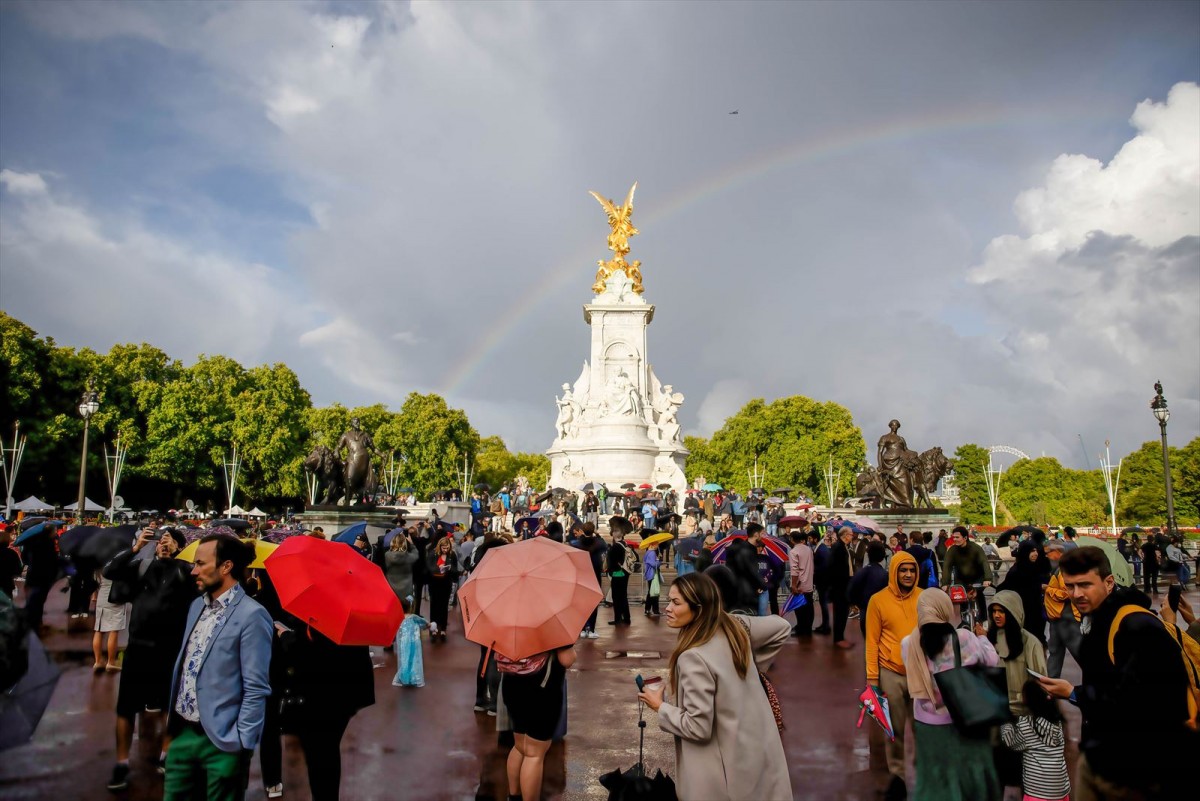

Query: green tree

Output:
[1119, 438, 1199, 527]
[475, 436, 551, 492]
[684, 396, 864, 498]
[390, 393, 480, 496]
[1003, 457, 1107, 527]
[952, 443, 992, 525]
[231, 364, 312, 499]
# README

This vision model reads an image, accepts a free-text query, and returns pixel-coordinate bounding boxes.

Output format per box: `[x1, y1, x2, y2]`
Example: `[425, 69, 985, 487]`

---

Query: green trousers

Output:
[163, 724, 247, 801]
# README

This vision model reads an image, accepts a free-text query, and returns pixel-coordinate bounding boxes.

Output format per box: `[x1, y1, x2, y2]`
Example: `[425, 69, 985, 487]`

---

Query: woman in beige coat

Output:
[637, 572, 792, 801]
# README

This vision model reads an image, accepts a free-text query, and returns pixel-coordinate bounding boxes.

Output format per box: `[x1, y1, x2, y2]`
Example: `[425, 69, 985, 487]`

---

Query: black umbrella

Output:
[396, 487, 416, 494]
[474, 482, 491, 492]
[655, 483, 672, 490]
[68, 525, 138, 567]
[598, 767, 677, 800]
[621, 483, 637, 489]
[18, 516, 48, 531]
[210, 518, 251, 531]
[0, 632, 61, 751]
[1121, 525, 1145, 534]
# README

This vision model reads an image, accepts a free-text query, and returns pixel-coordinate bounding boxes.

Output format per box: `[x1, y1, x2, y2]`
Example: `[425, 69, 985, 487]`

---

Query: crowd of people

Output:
[1, 506, 1198, 801]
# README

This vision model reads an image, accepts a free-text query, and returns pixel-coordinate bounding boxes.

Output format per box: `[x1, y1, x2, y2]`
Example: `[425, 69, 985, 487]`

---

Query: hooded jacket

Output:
[988, 589, 1047, 716]
[864, 551, 922, 681]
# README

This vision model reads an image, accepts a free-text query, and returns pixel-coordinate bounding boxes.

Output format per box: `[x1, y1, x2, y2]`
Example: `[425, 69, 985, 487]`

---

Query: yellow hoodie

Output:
[865, 551, 922, 681]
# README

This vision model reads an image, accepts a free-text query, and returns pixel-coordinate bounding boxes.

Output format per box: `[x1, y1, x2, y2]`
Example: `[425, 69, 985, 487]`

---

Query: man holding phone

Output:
[1036, 546, 1195, 800]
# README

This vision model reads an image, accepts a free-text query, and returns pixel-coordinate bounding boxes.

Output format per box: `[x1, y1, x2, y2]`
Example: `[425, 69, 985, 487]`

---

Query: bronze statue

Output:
[303, 444, 343, 505]
[336, 417, 378, 506]
[855, 420, 952, 509]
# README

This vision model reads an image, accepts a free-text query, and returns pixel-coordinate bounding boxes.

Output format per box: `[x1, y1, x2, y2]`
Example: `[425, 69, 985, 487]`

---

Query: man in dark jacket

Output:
[1038, 546, 1195, 798]
[102, 526, 196, 791]
[575, 523, 605, 638]
[905, 534, 937, 589]
[813, 530, 833, 634]
[829, 526, 854, 648]
[847, 541, 889, 636]
[942, 526, 992, 623]
[19, 525, 60, 633]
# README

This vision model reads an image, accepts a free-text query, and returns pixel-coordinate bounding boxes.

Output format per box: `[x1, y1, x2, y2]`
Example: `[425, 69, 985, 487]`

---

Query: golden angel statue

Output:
[589, 182, 644, 295]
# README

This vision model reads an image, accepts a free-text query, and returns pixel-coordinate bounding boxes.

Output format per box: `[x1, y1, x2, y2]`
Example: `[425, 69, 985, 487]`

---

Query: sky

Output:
[1, 0, 1198, 470]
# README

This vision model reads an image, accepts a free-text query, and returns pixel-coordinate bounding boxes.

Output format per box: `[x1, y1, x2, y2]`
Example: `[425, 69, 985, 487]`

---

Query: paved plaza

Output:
[6, 575, 1196, 801]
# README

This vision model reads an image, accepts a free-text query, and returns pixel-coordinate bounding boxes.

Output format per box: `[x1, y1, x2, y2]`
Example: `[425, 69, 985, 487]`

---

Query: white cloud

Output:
[693, 379, 753, 438]
[0, 169, 48, 196]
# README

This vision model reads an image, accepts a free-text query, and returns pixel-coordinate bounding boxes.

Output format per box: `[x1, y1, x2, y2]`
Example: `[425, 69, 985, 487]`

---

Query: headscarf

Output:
[904, 589, 954, 702]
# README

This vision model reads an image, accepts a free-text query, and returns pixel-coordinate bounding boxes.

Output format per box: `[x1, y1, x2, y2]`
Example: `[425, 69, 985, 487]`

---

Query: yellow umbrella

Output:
[638, 532, 673, 550]
[176, 538, 277, 569]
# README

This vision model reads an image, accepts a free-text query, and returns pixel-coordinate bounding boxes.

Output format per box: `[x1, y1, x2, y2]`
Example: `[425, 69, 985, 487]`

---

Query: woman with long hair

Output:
[901, 589, 1002, 801]
[637, 572, 792, 800]
[383, 531, 418, 605]
[425, 536, 459, 641]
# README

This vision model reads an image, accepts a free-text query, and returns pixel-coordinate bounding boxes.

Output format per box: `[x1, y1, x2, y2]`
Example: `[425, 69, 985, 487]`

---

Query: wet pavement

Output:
[3, 577, 1194, 801]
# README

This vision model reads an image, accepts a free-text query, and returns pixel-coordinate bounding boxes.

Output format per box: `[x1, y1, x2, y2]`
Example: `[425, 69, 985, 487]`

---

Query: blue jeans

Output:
[757, 591, 770, 616]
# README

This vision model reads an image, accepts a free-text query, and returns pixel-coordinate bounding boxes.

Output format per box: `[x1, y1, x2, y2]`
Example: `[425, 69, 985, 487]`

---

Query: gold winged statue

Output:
[589, 182, 644, 295]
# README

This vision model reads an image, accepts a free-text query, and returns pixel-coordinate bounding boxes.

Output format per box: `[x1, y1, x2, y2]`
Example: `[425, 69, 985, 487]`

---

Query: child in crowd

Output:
[999, 679, 1070, 801]
[392, 597, 428, 688]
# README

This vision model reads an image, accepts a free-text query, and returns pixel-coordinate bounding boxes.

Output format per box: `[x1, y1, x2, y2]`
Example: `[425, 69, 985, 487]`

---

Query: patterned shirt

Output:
[174, 583, 241, 722]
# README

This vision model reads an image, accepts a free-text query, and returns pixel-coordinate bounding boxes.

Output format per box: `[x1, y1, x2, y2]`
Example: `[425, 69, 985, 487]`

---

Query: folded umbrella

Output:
[781, 592, 809, 615]
[264, 536, 403, 646]
[0, 632, 61, 751]
[458, 537, 602, 661]
[856, 684, 895, 741]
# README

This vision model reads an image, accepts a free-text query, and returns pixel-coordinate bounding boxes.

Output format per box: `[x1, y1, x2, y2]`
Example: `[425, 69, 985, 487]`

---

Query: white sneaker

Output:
[579, 631, 587, 639]
[267, 784, 283, 798]
[586, 630, 599, 639]
[430, 623, 439, 635]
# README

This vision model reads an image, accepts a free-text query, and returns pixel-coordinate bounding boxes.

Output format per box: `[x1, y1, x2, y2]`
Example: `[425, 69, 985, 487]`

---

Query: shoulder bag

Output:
[933, 632, 1012, 735]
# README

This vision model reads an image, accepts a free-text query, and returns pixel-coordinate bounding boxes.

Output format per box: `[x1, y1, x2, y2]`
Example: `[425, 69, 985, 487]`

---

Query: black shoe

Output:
[885, 775, 908, 800]
[608, 620, 619, 625]
[813, 626, 831, 635]
[107, 763, 130, 792]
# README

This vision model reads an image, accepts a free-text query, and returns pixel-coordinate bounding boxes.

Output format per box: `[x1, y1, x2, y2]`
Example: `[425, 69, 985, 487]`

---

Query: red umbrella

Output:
[458, 536, 601, 661]
[709, 532, 790, 563]
[637, 483, 653, 490]
[778, 515, 809, 528]
[264, 535, 403, 646]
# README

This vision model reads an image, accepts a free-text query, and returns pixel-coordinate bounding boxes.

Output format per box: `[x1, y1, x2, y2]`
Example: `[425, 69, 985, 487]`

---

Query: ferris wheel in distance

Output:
[986, 445, 1031, 463]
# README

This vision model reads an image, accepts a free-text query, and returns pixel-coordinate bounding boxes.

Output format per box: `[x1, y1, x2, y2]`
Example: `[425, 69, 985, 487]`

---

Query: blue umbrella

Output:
[14, 520, 64, 546]
[332, 521, 370, 545]
[782, 592, 809, 615]
[701, 483, 723, 492]
[382, 526, 408, 547]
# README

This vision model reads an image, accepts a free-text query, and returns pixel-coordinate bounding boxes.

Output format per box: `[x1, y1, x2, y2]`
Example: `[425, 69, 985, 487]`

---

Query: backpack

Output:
[1108, 605, 1200, 732]
[923, 557, 939, 588]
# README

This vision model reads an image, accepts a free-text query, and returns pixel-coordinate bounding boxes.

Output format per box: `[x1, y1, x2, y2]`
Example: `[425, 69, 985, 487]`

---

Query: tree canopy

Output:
[685, 396, 865, 498]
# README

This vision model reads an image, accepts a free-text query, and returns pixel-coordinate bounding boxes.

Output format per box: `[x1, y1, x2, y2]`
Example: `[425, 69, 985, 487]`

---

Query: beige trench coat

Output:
[658, 613, 792, 801]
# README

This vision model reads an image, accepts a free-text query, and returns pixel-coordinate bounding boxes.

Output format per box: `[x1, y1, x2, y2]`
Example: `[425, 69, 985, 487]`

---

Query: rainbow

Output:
[439, 100, 1106, 397]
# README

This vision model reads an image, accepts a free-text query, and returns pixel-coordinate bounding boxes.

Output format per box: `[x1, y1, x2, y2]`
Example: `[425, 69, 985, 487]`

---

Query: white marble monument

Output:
[547, 184, 688, 492]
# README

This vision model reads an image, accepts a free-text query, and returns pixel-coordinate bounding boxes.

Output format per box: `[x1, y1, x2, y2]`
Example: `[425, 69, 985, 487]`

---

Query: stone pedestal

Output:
[548, 269, 688, 494]
[856, 508, 959, 532]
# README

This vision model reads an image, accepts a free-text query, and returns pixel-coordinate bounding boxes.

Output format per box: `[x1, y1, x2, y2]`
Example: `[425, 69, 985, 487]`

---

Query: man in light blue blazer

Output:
[163, 534, 273, 801]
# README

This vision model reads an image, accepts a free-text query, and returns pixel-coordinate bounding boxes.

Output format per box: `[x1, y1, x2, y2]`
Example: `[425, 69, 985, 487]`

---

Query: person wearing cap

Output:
[101, 525, 197, 792]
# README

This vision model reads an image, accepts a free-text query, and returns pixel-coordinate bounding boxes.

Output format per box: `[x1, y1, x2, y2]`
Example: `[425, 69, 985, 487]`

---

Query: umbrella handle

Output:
[481, 641, 494, 679]
[856, 703, 868, 729]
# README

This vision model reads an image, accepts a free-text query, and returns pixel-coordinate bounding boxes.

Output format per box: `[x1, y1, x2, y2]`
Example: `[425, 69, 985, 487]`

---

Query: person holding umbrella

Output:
[636, 572, 792, 801]
[0, 523, 23, 600]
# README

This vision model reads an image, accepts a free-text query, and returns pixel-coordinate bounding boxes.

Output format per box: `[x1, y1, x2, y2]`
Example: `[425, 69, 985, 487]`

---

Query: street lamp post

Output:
[76, 379, 101, 521]
[1150, 380, 1177, 536]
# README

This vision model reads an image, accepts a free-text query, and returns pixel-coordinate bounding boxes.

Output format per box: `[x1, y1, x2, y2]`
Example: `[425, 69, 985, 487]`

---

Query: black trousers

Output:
[428, 578, 452, 630]
[1143, 564, 1159, 594]
[24, 584, 51, 631]
[644, 592, 659, 615]
[258, 693, 283, 788]
[296, 715, 352, 801]
[833, 597, 850, 641]
[814, 583, 831, 630]
[68, 574, 96, 615]
[610, 575, 631, 623]
[767, 586, 780, 616]
[412, 576, 427, 617]
[792, 592, 814, 634]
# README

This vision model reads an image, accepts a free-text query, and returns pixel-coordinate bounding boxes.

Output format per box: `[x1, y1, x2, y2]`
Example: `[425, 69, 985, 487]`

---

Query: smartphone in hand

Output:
[1168, 584, 1182, 613]
[1026, 668, 1047, 681]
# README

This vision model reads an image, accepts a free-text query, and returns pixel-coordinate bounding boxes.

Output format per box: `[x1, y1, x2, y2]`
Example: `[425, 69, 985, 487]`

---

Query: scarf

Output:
[904, 589, 954, 702]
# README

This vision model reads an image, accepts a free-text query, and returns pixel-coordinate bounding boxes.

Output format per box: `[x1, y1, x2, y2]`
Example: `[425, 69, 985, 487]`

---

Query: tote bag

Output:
[933, 632, 1012, 735]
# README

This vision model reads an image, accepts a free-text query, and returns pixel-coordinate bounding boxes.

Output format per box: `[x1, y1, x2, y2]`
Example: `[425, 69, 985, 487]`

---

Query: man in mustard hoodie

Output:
[864, 551, 921, 801]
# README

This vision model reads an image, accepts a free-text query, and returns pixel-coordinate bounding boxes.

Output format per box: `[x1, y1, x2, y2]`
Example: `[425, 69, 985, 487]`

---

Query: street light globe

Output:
[78, 393, 100, 419]
[1153, 405, 1170, 424]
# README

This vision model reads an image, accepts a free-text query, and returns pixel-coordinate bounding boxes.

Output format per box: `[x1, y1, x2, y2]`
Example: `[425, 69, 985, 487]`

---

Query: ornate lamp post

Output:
[1149, 381, 1177, 535]
[76, 379, 101, 521]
